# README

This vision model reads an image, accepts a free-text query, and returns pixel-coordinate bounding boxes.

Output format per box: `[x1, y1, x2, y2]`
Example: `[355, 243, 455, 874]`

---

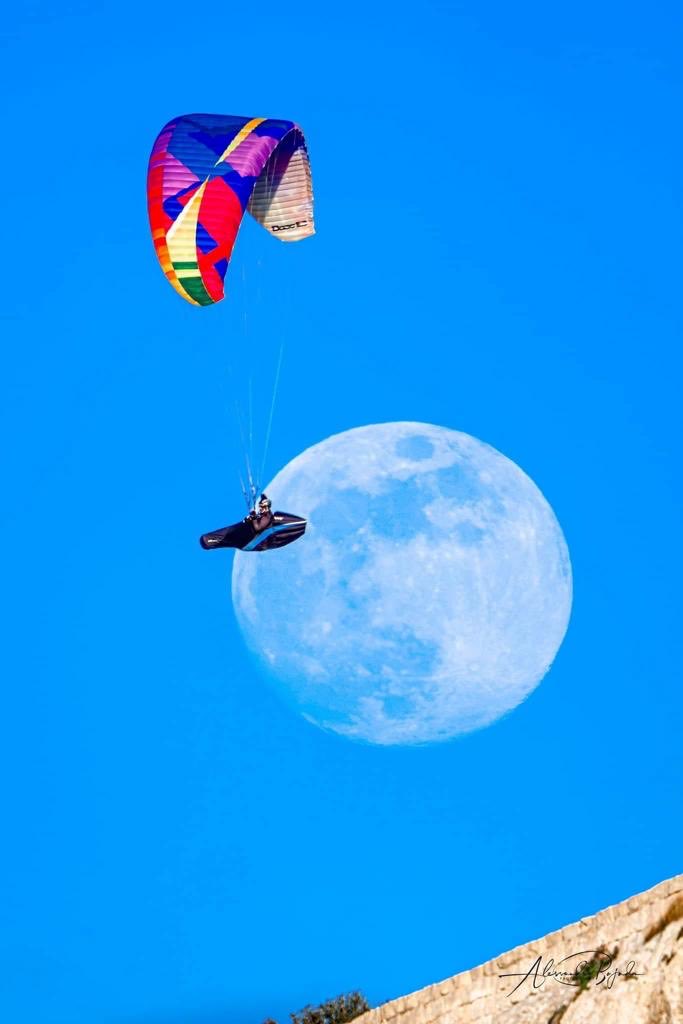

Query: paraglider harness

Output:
[199, 493, 306, 553]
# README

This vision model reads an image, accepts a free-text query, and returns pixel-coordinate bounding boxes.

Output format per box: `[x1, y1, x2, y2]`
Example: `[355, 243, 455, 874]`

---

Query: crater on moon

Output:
[232, 422, 572, 746]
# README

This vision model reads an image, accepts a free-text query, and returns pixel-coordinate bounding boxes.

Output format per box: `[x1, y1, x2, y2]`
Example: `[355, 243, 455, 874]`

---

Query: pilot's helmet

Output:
[258, 493, 272, 513]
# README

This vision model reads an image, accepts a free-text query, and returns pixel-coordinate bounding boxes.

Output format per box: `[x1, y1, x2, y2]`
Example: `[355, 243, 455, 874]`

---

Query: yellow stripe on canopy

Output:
[166, 180, 208, 268]
[215, 118, 266, 165]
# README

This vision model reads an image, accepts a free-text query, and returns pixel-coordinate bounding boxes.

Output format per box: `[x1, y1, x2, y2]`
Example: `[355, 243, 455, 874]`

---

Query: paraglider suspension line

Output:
[259, 340, 285, 494]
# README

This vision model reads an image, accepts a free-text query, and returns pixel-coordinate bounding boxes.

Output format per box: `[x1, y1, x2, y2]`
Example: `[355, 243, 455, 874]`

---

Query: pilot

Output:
[250, 493, 273, 532]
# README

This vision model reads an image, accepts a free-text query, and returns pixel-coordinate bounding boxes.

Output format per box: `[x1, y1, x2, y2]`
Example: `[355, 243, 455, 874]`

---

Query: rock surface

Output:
[356, 875, 683, 1024]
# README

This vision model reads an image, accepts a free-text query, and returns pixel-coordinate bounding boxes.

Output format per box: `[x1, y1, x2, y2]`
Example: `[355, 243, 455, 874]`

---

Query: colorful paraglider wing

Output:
[147, 114, 315, 306]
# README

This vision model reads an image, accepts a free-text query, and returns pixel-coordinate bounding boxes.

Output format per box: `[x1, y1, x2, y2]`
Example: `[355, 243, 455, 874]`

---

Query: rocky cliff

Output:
[356, 875, 682, 1024]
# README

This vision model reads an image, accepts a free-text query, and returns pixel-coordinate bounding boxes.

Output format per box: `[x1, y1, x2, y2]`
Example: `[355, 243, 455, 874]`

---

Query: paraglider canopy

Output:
[147, 113, 315, 306]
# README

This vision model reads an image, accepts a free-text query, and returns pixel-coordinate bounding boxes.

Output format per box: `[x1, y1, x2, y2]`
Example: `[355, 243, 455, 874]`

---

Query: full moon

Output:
[232, 422, 572, 745]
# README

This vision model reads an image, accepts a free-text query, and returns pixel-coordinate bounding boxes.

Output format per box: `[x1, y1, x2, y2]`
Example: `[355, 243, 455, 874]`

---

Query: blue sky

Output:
[2, 2, 682, 1022]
